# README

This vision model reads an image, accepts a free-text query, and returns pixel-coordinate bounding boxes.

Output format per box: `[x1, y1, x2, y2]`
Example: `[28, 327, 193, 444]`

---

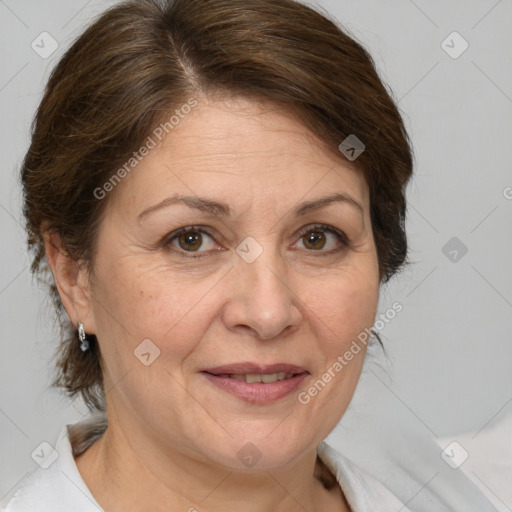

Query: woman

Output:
[3, 0, 414, 510]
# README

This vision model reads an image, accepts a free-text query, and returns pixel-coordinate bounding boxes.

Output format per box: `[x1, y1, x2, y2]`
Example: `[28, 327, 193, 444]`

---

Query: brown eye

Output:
[166, 227, 217, 255]
[303, 230, 327, 250]
[294, 224, 350, 254]
[177, 231, 203, 251]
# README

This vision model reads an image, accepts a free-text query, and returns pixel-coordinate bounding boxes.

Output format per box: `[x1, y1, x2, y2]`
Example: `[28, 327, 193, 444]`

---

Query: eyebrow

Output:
[137, 192, 363, 220]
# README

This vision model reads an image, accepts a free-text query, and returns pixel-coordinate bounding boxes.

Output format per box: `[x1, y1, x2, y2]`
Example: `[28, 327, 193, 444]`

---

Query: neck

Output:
[74, 410, 348, 512]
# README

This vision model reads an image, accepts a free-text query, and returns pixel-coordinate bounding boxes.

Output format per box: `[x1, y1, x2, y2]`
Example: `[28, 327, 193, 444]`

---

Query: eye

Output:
[294, 224, 350, 253]
[165, 226, 219, 256]
[163, 224, 350, 258]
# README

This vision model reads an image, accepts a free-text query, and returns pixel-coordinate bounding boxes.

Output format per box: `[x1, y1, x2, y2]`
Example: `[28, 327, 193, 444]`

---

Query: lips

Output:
[202, 363, 308, 376]
[200, 363, 309, 403]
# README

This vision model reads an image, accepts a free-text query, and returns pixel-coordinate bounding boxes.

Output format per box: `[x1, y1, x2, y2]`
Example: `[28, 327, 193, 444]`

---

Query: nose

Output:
[221, 248, 302, 341]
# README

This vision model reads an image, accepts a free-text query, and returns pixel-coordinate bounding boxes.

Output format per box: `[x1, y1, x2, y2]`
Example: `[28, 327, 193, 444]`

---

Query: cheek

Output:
[292, 269, 378, 439]
[304, 269, 379, 351]
[91, 259, 220, 364]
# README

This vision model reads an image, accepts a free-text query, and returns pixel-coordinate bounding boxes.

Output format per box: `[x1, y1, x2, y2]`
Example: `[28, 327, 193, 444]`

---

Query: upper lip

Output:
[202, 363, 308, 375]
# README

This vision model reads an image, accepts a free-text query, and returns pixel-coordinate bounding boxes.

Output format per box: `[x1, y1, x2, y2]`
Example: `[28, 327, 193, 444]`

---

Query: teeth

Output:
[228, 372, 295, 383]
[246, 373, 262, 383]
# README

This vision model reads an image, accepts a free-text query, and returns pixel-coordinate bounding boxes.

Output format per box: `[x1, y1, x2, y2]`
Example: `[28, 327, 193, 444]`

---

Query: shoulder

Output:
[1, 419, 105, 512]
[317, 441, 411, 511]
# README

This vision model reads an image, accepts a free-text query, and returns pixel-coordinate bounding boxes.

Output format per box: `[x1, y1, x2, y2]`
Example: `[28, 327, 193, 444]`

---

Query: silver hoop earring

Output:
[78, 322, 89, 352]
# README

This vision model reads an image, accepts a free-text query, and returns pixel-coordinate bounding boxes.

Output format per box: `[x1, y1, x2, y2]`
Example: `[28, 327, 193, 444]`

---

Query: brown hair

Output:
[21, 0, 413, 414]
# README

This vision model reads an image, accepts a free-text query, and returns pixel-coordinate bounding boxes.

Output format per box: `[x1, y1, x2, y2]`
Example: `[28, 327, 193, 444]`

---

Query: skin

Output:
[45, 95, 380, 512]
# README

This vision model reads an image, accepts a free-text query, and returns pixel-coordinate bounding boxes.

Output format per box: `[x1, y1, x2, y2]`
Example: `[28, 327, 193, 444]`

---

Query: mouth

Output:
[200, 363, 309, 403]
[206, 372, 299, 383]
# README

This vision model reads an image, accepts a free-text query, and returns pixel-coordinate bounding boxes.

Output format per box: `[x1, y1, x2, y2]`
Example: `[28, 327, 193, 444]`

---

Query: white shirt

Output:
[436, 410, 512, 512]
[1, 423, 410, 511]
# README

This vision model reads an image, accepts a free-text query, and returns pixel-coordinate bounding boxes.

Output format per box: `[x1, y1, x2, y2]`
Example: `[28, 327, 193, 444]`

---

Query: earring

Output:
[78, 322, 89, 352]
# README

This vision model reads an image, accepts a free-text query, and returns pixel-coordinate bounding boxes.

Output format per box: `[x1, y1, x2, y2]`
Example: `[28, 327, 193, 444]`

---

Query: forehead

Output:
[106, 96, 369, 216]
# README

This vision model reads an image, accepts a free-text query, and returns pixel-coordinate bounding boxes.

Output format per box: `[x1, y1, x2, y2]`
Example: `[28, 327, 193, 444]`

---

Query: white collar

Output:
[3, 424, 409, 511]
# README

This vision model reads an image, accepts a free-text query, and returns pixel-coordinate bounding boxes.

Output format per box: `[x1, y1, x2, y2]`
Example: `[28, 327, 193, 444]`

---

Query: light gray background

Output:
[1, 1, 511, 510]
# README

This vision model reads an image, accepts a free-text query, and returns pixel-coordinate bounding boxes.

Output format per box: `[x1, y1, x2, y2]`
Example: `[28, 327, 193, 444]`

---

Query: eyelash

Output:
[163, 224, 351, 259]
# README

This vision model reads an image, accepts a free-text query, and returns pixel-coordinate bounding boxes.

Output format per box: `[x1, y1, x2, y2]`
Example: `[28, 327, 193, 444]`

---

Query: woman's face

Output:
[84, 95, 380, 470]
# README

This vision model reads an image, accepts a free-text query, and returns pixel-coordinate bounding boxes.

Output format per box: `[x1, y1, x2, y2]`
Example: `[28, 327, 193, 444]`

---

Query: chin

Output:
[200, 428, 316, 471]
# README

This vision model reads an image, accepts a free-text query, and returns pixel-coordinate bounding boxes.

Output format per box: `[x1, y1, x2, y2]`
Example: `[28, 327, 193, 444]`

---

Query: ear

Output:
[43, 229, 96, 335]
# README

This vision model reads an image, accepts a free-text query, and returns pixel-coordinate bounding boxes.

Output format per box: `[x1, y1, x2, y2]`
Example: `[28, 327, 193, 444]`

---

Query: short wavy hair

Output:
[21, 0, 413, 413]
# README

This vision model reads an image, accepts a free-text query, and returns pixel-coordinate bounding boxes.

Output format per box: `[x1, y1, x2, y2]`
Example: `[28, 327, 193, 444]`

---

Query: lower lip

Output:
[201, 372, 309, 403]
